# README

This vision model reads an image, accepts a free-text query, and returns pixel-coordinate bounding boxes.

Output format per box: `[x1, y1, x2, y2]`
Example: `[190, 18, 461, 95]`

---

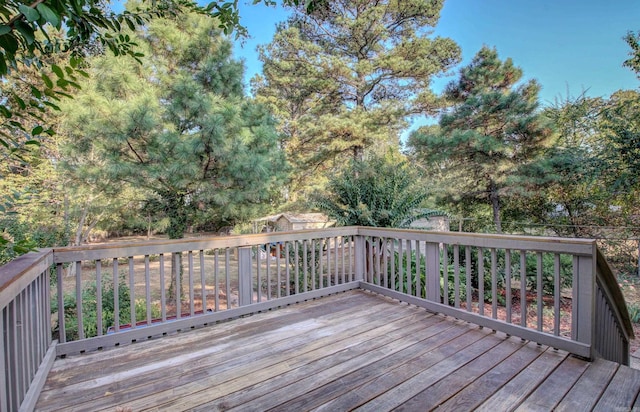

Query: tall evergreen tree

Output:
[410, 47, 552, 233]
[63, 12, 288, 291]
[253, 0, 460, 203]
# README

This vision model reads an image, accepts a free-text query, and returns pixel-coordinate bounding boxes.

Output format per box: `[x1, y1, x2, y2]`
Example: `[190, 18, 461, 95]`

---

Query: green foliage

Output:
[62, 11, 289, 241]
[314, 154, 439, 228]
[0, 216, 69, 264]
[624, 30, 640, 79]
[410, 47, 553, 233]
[286, 240, 325, 292]
[54, 273, 161, 341]
[627, 303, 640, 324]
[0, 0, 321, 153]
[254, 0, 460, 202]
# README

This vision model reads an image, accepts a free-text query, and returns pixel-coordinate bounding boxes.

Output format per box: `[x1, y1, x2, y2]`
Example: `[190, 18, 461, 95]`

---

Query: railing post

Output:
[238, 246, 253, 306]
[426, 242, 441, 302]
[354, 235, 365, 281]
[573, 247, 596, 359]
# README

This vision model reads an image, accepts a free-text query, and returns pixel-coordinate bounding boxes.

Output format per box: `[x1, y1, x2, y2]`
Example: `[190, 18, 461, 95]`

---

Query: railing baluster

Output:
[382, 238, 388, 289]
[491, 248, 497, 319]
[520, 250, 527, 328]
[23, 287, 31, 386]
[56, 263, 65, 342]
[554, 253, 561, 336]
[505, 250, 512, 323]
[113, 258, 119, 333]
[293, 240, 301, 294]
[396, 239, 403, 292]
[285, 242, 291, 296]
[266, 244, 271, 300]
[160, 254, 166, 321]
[327, 237, 332, 285]
[200, 250, 207, 312]
[256, 245, 262, 302]
[334, 236, 339, 285]
[319, 238, 324, 287]
[537, 252, 543, 331]
[188, 251, 195, 316]
[454, 244, 460, 308]
[276, 245, 281, 299]
[145, 255, 151, 325]
[175, 252, 181, 321]
[18, 290, 26, 397]
[477, 247, 484, 316]
[415, 240, 421, 297]
[214, 250, 219, 311]
[225, 248, 231, 309]
[465, 246, 472, 312]
[300, 241, 306, 293]
[302, 239, 308, 292]
[8, 300, 16, 410]
[442, 244, 449, 305]
[312, 239, 322, 292]
[76, 261, 84, 339]
[406, 240, 412, 296]
[390, 239, 396, 291]
[128, 257, 135, 329]
[425, 242, 440, 303]
[96, 260, 103, 336]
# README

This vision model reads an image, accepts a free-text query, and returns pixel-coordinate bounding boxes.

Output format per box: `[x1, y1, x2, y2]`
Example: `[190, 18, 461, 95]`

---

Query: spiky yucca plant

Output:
[314, 155, 442, 228]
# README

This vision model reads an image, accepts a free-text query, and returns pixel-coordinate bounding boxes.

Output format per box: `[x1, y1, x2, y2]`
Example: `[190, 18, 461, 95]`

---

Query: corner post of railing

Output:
[573, 244, 597, 359]
[238, 246, 253, 306]
[354, 234, 365, 282]
[425, 242, 441, 302]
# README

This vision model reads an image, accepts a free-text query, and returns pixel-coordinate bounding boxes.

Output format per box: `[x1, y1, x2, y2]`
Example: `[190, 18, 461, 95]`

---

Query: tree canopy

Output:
[62, 11, 289, 239]
[409, 46, 553, 233]
[253, 0, 460, 204]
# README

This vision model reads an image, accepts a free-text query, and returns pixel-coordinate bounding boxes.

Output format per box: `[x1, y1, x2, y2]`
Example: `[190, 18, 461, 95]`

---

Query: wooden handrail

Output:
[596, 248, 635, 339]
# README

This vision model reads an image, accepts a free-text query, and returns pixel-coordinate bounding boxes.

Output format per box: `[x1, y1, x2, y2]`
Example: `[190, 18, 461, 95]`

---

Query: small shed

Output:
[254, 213, 335, 233]
[409, 214, 450, 232]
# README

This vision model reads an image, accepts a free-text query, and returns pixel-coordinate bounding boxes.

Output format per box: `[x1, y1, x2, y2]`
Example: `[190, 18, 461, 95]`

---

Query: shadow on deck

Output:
[36, 290, 640, 412]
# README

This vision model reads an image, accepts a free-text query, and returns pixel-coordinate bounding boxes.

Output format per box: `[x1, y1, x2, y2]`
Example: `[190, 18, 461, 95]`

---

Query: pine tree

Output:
[253, 0, 460, 204]
[410, 47, 552, 233]
[63, 11, 289, 295]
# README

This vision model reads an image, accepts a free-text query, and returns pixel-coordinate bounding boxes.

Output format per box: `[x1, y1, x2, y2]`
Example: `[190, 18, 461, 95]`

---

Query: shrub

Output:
[53, 273, 161, 341]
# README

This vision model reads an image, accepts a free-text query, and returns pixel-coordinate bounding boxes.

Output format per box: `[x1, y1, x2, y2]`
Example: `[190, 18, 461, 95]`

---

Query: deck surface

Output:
[36, 289, 640, 411]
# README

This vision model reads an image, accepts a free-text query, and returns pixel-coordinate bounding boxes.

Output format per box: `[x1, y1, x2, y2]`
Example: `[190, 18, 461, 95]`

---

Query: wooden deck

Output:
[36, 289, 640, 412]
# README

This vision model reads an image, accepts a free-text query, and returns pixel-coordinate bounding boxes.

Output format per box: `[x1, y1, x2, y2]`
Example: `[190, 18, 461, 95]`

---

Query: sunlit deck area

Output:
[2, 227, 637, 411]
[35, 289, 640, 411]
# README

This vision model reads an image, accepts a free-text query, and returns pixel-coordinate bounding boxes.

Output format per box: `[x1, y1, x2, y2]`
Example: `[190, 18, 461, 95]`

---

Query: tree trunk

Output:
[489, 180, 502, 234]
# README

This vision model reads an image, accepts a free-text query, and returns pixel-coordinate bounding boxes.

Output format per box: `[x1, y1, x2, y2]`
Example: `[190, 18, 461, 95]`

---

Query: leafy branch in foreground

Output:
[0, 0, 322, 151]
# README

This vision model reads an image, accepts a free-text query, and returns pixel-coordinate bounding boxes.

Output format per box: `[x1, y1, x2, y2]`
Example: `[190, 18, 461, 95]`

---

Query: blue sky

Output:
[233, 0, 640, 107]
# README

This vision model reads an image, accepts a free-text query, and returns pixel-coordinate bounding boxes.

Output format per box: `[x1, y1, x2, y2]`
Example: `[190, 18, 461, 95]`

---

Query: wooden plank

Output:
[40, 294, 408, 390]
[55, 282, 361, 356]
[16, 341, 56, 412]
[353, 331, 502, 412]
[362, 283, 592, 358]
[257, 322, 474, 412]
[593, 364, 640, 412]
[395, 337, 527, 411]
[40, 294, 432, 411]
[357, 227, 596, 256]
[45, 289, 376, 382]
[554, 357, 618, 411]
[153, 310, 450, 412]
[435, 341, 547, 412]
[514, 355, 589, 411]
[475, 347, 568, 411]
[0, 249, 52, 309]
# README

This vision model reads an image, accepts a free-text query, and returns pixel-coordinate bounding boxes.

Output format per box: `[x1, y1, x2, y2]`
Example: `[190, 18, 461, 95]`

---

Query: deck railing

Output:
[0, 227, 634, 411]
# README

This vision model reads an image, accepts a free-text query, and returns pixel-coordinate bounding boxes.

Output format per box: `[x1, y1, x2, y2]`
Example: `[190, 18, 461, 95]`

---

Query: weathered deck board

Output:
[35, 289, 640, 412]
